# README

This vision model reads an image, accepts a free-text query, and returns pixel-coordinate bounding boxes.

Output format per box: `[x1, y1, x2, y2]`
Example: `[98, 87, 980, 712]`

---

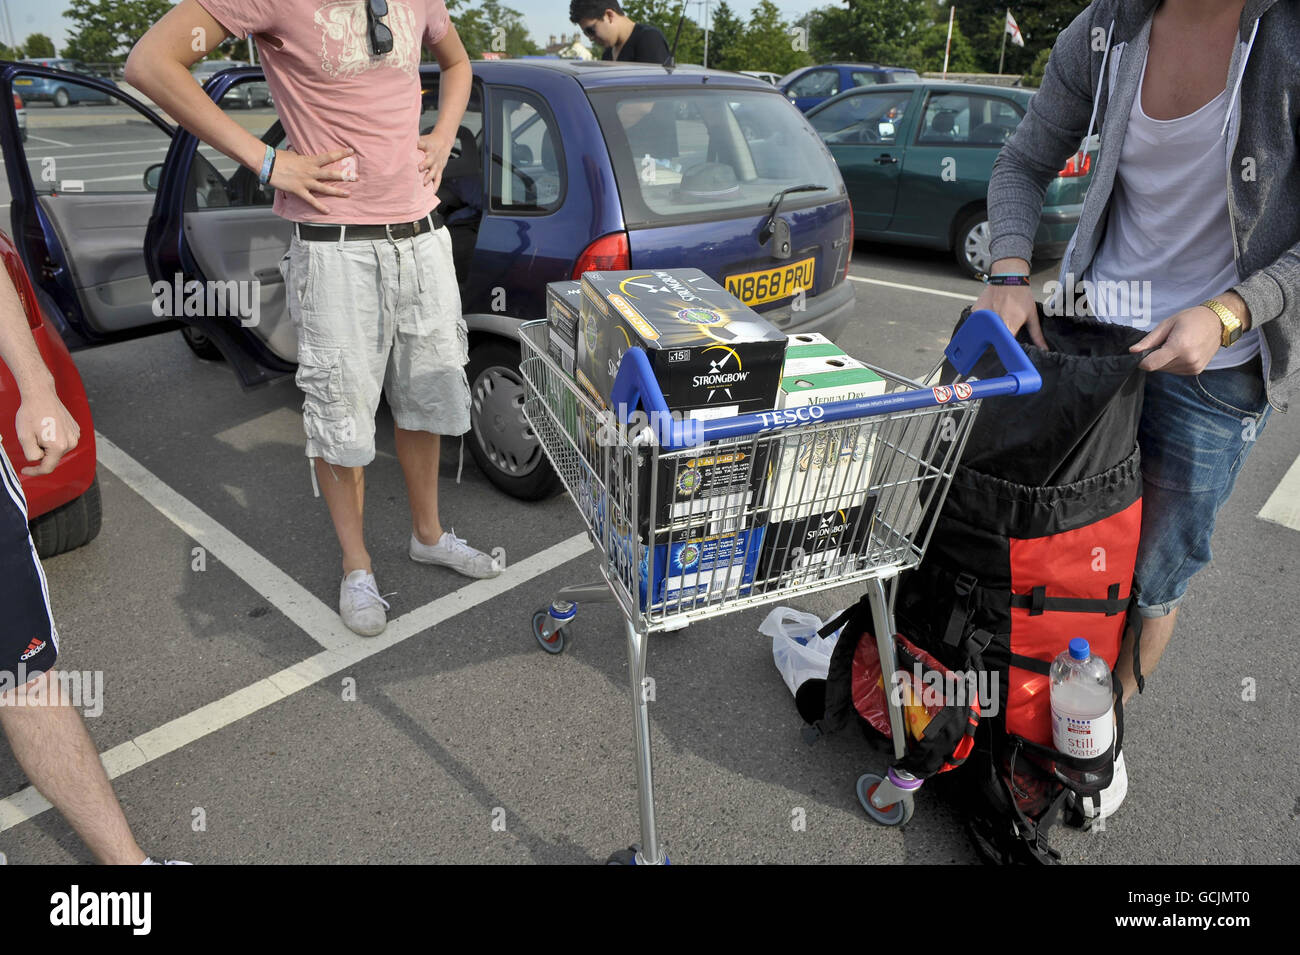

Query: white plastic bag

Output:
[761, 607, 841, 697]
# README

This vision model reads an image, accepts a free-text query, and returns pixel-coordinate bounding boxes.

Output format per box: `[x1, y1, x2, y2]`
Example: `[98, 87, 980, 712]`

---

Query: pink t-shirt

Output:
[196, 0, 451, 224]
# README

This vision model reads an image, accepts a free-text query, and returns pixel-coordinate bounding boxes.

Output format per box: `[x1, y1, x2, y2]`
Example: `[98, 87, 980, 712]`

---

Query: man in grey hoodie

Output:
[977, 0, 1296, 728]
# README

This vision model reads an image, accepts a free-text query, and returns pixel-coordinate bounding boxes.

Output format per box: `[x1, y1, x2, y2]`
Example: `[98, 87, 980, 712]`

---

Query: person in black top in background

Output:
[570, 1, 671, 64]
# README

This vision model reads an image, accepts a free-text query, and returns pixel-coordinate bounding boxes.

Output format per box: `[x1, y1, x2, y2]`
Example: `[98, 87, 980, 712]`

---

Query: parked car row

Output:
[0, 56, 1091, 551]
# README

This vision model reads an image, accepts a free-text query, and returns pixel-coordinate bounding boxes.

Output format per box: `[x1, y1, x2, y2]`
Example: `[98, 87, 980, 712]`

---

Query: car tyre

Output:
[954, 208, 993, 280]
[30, 477, 102, 559]
[180, 325, 226, 362]
[467, 337, 562, 501]
[53, 87, 70, 108]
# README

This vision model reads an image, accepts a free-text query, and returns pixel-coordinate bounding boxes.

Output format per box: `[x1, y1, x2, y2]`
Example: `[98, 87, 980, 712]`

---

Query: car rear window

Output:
[588, 87, 844, 227]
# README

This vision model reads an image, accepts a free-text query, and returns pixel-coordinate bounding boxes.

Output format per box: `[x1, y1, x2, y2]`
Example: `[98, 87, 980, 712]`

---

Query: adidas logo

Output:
[19, 639, 46, 662]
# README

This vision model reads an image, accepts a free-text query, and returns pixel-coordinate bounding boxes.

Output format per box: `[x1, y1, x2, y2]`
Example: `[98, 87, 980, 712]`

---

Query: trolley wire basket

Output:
[519, 309, 1041, 863]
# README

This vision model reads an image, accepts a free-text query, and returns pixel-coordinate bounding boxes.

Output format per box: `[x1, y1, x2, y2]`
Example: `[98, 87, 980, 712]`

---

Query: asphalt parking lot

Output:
[0, 229, 1296, 865]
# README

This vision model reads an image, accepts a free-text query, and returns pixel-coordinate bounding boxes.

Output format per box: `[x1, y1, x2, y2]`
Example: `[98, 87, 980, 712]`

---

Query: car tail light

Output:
[12, 93, 22, 109]
[1058, 152, 1092, 178]
[571, 232, 630, 278]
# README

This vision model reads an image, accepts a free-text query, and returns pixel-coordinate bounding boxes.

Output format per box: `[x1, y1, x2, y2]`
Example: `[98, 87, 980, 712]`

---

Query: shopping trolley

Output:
[519, 309, 1040, 864]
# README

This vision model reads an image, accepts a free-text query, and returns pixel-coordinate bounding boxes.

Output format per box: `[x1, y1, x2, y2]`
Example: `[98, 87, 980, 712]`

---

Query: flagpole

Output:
[999, 8, 1009, 75]
[942, 4, 954, 78]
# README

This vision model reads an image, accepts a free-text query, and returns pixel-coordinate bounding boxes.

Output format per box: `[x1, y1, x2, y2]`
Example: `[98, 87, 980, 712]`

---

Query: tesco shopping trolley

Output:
[519, 309, 1041, 864]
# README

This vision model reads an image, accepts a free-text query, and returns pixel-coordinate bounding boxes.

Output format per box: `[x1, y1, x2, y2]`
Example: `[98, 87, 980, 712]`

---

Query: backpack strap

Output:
[1009, 582, 1127, 616]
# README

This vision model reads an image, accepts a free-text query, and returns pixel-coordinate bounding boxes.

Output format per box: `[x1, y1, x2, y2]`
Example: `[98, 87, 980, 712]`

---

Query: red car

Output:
[0, 230, 100, 557]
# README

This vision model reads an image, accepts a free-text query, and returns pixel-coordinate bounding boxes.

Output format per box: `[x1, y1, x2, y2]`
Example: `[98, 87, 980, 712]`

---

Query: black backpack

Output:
[808, 309, 1149, 863]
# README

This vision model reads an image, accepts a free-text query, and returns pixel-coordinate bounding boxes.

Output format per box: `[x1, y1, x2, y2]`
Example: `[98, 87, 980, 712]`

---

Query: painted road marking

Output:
[96, 434, 356, 653]
[848, 275, 979, 302]
[1259, 452, 1300, 532]
[0, 530, 593, 832]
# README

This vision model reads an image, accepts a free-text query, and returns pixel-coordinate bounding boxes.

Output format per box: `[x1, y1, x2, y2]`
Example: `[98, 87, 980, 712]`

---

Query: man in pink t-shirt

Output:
[127, 1, 501, 638]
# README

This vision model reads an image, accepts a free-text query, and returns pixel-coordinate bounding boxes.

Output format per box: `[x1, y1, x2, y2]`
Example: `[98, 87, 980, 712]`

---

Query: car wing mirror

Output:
[143, 164, 163, 192]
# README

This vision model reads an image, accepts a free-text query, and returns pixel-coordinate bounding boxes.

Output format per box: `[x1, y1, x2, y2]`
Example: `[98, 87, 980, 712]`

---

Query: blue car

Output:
[779, 63, 921, 113]
[15, 59, 118, 107]
[0, 59, 854, 500]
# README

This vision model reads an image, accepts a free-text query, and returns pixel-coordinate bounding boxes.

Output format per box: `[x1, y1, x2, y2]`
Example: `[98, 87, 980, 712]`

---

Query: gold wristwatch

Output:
[1201, 298, 1244, 347]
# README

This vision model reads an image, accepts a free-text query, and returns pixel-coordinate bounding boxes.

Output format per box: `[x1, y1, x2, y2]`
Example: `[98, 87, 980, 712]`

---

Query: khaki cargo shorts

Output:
[278, 223, 471, 467]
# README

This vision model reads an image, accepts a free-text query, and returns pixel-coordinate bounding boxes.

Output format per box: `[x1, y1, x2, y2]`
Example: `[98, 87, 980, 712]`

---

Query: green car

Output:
[805, 81, 1094, 279]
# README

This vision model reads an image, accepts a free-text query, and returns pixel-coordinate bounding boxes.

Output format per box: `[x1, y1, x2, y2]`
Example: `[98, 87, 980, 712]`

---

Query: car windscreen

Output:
[588, 87, 843, 228]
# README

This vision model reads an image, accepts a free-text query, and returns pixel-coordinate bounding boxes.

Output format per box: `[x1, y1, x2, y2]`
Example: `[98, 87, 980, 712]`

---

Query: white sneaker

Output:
[339, 569, 389, 637]
[141, 857, 193, 865]
[409, 530, 501, 579]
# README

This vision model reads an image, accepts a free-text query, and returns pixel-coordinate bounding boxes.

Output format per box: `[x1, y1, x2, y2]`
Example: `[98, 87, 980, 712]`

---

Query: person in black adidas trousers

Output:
[0, 268, 181, 864]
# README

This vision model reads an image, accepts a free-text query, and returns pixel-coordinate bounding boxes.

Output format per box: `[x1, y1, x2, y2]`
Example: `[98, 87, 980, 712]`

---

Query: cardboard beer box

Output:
[574, 268, 786, 417]
[756, 498, 877, 586]
[783, 332, 845, 361]
[637, 520, 766, 610]
[765, 357, 887, 522]
[546, 281, 583, 377]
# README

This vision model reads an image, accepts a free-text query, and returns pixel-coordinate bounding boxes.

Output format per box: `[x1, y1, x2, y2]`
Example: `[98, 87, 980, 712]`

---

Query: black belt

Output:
[295, 212, 444, 242]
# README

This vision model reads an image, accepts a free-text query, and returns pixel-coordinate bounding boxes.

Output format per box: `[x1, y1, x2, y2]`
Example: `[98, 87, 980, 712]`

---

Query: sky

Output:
[0, 0, 829, 55]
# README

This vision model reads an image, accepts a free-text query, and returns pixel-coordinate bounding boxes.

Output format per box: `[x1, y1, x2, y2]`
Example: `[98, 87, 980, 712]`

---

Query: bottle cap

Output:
[1069, 637, 1090, 661]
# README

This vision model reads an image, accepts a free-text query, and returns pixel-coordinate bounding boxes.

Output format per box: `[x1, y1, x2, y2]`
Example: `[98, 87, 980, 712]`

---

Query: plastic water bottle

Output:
[1050, 638, 1115, 785]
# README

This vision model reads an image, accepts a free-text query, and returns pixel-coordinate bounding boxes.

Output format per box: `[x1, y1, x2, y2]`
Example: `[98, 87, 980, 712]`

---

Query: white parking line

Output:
[27, 135, 72, 147]
[0, 530, 593, 832]
[1259, 452, 1300, 532]
[848, 275, 979, 302]
[96, 434, 356, 653]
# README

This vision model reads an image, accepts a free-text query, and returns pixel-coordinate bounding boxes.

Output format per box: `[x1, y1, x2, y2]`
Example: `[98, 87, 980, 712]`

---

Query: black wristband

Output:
[985, 274, 1031, 287]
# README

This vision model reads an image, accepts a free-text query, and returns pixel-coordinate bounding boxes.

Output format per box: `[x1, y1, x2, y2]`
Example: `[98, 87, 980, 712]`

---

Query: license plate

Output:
[726, 257, 815, 307]
[14, 78, 32, 86]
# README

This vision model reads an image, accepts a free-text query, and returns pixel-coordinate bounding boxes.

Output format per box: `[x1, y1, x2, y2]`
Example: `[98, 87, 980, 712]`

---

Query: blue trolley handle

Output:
[608, 308, 1042, 450]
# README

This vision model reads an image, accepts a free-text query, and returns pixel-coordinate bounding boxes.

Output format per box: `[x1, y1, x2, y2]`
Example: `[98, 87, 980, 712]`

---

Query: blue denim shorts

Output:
[1134, 357, 1272, 617]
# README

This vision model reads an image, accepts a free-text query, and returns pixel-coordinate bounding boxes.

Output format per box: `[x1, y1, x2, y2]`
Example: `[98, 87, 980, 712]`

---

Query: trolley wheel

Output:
[532, 609, 566, 655]
[604, 844, 670, 865]
[856, 772, 914, 827]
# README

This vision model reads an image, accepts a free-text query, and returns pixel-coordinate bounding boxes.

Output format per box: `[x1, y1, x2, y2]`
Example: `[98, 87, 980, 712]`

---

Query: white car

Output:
[14, 92, 25, 142]
[739, 70, 781, 85]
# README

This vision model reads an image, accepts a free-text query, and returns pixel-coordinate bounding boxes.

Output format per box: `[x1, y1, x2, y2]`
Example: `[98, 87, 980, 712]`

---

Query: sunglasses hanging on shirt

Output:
[367, 0, 394, 56]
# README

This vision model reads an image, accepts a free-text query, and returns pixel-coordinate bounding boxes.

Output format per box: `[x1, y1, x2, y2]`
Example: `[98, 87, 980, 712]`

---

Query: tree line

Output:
[32, 0, 1087, 86]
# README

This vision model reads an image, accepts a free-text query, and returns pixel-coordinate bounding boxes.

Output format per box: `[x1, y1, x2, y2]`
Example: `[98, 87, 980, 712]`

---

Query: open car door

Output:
[146, 65, 487, 389]
[144, 66, 297, 387]
[0, 62, 179, 349]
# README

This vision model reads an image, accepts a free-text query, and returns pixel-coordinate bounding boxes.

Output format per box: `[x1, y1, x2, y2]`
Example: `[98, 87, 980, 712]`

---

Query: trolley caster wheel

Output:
[856, 772, 914, 827]
[605, 845, 670, 865]
[532, 609, 566, 655]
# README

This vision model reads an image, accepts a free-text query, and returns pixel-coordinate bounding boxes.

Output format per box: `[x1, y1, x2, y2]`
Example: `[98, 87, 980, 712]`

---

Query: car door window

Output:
[184, 74, 282, 209]
[810, 90, 911, 146]
[420, 81, 484, 224]
[490, 88, 563, 213]
[917, 92, 1023, 146]
[10, 70, 172, 195]
[849, 72, 882, 88]
[788, 69, 839, 99]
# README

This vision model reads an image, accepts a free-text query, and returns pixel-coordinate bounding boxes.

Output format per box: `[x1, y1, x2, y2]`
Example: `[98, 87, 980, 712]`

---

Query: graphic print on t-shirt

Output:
[314, 0, 422, 78]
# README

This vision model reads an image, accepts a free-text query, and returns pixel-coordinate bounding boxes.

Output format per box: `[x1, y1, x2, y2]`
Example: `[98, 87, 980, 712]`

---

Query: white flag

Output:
[1006, 10, 1025, 47]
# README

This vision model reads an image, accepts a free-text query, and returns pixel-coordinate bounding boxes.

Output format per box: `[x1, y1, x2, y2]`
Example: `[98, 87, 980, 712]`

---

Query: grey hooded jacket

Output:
[988, 0, 1299, 410]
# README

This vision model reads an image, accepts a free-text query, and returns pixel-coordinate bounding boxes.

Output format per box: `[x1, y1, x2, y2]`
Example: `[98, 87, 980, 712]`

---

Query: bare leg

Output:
[0, 670, 145, 864]
[394, 427, 444, 545]
[1116, 609, 1177, 705]
[314, 458, 370, 575]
